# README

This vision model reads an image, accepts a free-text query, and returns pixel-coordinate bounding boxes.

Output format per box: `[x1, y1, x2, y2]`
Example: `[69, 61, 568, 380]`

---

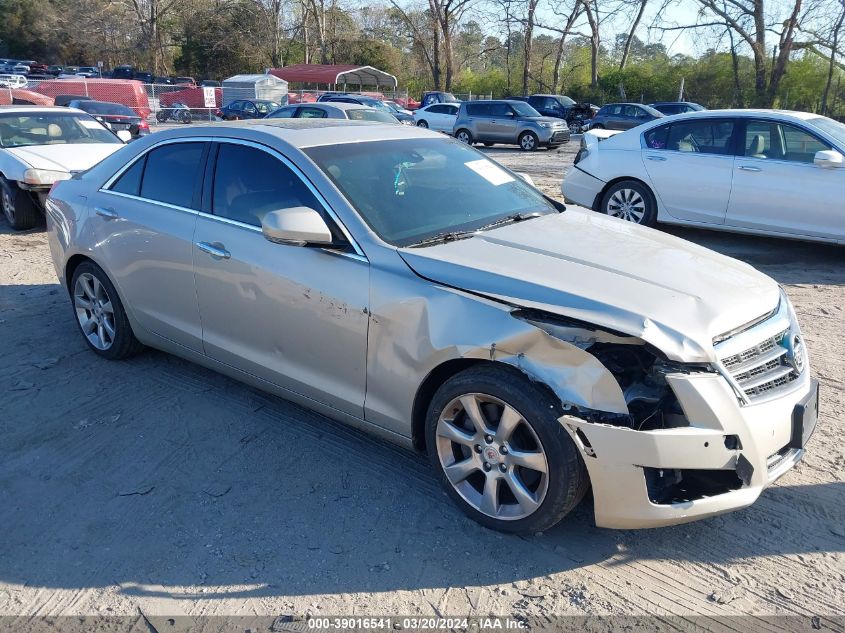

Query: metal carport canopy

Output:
[268, 64, 398, 88]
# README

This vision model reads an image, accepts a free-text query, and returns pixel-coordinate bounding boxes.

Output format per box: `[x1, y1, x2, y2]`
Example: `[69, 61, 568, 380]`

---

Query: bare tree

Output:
[429, 0, 476, 89]
[619, 0, 647, 69]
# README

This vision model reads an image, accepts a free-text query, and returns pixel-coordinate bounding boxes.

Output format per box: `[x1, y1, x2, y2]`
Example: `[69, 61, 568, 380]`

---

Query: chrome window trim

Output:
[98, 135, 368, 261]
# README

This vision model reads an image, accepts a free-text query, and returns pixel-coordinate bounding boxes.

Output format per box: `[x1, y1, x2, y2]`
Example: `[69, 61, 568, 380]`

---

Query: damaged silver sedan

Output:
[45, 120, 819, 533]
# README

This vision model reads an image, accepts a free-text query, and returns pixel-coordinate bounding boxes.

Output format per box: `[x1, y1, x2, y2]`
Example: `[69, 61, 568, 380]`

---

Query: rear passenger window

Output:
[666, 120, 734, 155]
[212, 144, 322, 227]
[466, 103, 490, 116]
[139, 142, 205, 208]
[644, 125, 669, 149]
[110, 156, 145, 196]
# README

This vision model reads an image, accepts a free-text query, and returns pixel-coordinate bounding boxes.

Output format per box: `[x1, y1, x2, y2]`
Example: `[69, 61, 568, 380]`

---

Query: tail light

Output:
[138, 120, 150, 130]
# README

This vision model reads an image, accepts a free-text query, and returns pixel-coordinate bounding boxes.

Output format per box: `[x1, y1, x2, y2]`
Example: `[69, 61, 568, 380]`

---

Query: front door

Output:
[488, 102, 519, 141]
[641, 118, 737, 224]
[726, 119, 845, 240]
[192, 141, 370, 417]
[90, 140, 208, 352]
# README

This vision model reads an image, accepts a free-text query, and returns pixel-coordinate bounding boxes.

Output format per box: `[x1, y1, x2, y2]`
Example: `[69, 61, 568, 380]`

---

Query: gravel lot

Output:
[0, 137, 843, 627]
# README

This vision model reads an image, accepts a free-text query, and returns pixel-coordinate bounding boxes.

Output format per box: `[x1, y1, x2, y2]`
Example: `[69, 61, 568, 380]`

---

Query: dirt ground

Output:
[0, 139, 843, 628]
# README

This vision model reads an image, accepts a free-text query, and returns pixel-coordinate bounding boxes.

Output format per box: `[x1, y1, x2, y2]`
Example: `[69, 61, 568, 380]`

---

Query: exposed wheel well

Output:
[412, 358, 484, 452]
[411, 358, 565, 453]
[64, 254, 94, 294]
[593, 176, 656, 212]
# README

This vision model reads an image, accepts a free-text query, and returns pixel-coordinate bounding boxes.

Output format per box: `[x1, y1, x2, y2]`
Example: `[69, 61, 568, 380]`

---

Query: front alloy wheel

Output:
[436, 393, 549, 521]
[519, 131, 539, 151]
[426, 366, 588, 533]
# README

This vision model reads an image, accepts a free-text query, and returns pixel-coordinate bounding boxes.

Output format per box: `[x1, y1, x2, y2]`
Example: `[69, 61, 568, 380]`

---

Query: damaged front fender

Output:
[364, 265, 630, 438]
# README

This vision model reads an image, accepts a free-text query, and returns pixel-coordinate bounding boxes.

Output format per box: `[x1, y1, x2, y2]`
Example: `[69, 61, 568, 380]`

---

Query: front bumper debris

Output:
[560, 370, 817, 529]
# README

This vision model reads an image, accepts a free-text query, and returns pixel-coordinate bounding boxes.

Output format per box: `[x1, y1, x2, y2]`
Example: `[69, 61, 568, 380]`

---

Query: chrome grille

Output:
[714, 300, 803, 404]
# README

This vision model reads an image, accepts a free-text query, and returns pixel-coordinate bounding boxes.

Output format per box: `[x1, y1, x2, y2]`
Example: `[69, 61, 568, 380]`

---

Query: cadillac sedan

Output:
[46, 120, 818, 532]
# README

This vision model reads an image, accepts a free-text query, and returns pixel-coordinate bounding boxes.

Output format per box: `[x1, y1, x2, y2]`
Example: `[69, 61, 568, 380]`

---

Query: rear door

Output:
[726, 119, 845, 239]
[88, 140, 209, 351]
[641, 118, 737, 224]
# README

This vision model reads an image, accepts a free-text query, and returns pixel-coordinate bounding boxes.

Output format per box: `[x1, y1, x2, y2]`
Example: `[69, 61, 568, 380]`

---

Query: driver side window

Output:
[212, 143, 323, 228]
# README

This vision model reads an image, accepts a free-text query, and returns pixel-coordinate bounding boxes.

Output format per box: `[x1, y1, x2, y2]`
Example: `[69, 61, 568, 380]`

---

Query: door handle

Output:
[646, 155, 667, 161]
[94, 206, 118, 219]
[195, 241, 231, 260]
[738, 165, 762, 172]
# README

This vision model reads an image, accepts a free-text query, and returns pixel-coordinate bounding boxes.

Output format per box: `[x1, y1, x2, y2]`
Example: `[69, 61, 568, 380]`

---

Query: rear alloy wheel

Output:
[600, 180, 657, 226]
[519, 131, 539, 151]
[71, 262, 143, 360]
[1, 177, 40, 230]
[456, 129, 473, 145]
[416, 120, 429, 128]
[426, 366, 588, 533]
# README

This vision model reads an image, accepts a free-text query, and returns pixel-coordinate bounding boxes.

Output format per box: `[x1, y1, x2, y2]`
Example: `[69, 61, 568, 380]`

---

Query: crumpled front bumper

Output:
[560, 369, 816, 529]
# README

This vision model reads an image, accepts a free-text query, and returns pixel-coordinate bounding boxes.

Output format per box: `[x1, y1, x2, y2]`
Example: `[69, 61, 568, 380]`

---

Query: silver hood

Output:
[398, 210, 780, 362]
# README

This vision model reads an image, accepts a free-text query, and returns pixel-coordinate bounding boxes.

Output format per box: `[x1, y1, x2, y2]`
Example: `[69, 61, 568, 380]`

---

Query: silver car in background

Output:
[452, 100, 570, 150]
[46, 120, 818, 533]
[264, 101, 400, 124]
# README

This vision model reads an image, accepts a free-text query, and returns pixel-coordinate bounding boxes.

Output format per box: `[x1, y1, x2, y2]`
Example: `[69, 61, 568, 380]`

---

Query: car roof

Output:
[652, 108, 820, 121]
[0, 106, 87, 115]
[144, 118, 440, 149]
[303, 102, 370, 111]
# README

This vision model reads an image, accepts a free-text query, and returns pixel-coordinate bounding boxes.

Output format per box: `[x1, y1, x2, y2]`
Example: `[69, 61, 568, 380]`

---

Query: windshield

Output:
[806, 116, 845, 148]
[510, 101, 542, 117]
[255, 102, 280, 114]
[363, 99, 393, 113]
[346, 109, 398, 123]
[383, 101, 402, 112]
[78, 101, 136, 116]
[0, 112, 121, 148]
[305, 138, 557, 247]
[558, 96, 576, 106]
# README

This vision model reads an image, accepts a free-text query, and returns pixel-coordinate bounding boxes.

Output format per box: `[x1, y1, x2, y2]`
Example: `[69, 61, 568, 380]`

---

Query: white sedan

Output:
[0, 106, 127, 230]
[413, 102, 460, 133]
[563, 109, 845, 244]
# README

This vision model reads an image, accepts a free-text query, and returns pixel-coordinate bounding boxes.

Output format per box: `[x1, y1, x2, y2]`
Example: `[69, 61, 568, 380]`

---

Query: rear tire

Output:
[483, 142, 494, 147]
[425, 365, 589, 534]
[1, 177, 40, 231]
[156, 110, 167, 123]
[600, 179, 657, 227]
[591, 123, 604, 130]
[455, 129, 473, 145]
[70, 261, 144, 360]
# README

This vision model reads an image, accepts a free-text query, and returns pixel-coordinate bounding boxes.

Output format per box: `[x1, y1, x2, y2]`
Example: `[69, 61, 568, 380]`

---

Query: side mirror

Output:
[814, 149, 844, 168]
[261, 207, 334, 246]
[116, 130, 132, 143]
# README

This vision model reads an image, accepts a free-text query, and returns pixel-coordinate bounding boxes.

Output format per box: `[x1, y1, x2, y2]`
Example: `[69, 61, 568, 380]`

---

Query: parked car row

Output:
[36, 115, 820, 536]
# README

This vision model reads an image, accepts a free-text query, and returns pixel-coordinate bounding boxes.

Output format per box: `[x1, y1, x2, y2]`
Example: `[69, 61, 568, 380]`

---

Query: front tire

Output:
[426, 365, 588, 534]
[519, 131, 539, 151]
[71, 262, 143, 360]
[455, 129, 473, 145]
[600, 180, 657, 226]
[416, 120, 428, 128]
[1, 177, 40, 230]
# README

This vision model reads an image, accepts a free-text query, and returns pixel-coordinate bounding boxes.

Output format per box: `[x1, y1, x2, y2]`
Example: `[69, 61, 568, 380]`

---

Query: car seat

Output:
[747, 134, 767, 158]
